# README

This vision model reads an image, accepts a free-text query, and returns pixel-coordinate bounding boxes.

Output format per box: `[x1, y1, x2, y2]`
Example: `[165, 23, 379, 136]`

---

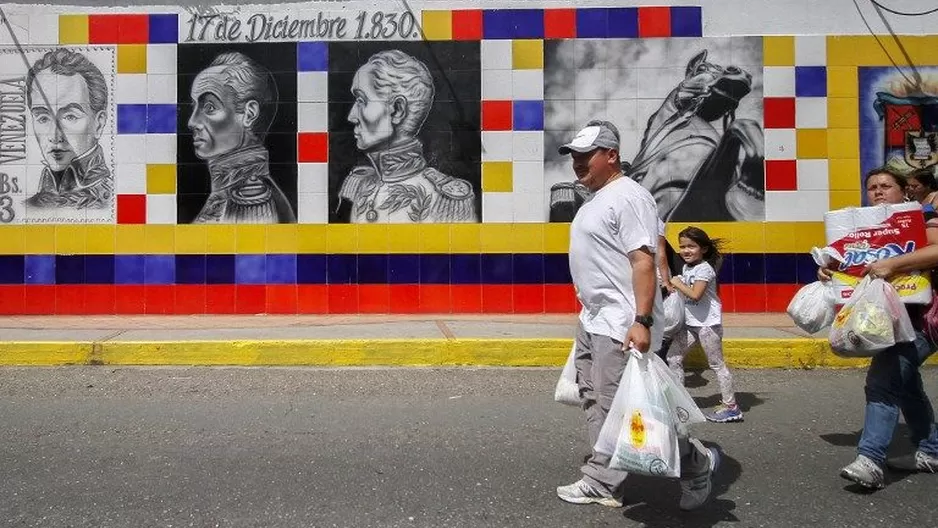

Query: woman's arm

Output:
[866, 225, 938, 278]
[669, 276, 707, 301]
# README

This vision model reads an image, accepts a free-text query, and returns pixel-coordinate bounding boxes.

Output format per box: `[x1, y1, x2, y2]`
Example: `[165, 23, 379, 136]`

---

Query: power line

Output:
[853, 0, 919, 88]
[869, 1, 938, 17]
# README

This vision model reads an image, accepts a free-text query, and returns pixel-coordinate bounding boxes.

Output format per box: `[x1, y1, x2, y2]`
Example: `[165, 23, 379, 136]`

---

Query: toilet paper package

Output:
[818, 202, 931, 304]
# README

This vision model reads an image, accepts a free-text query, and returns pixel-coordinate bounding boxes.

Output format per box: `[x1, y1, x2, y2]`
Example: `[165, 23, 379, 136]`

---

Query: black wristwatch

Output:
[634, 315, 654, 329]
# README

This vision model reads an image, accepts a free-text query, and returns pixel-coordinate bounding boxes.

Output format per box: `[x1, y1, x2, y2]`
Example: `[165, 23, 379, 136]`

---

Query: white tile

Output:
[146, 135, 176, 164]
[297, 72, 328, 103]
[28, 15, 57, 45]
[575, 69, 606, 101]
[512, 190, 547, 222]
[115, 135, 147, 164]
[482, 69, 512, 100]
[512, 161, 544, 194]
[481, 131, 512, 161]
[512, 132, 544, 162]
[146, 75, 176, 104]
[482, 40, 512, 71]
[512, 69, 544, 100]
[146, 194, 176, 224]
[764, 190, 828, 221]
[116, 74, 148, 104]
[297, 193, 328, 224]
[0, 14, 27, 45]
[763, 67, 796, 97]
[297, 162, 328, 194]
[298, 102, 329, 132]
[796, 159, 829, 191]
[764, 128, 797, 160]
[795, 36, 826, 66]
[795, 97, 828, 128]
[607, 99, 639, 130]
[574, 99, 607, 128]
[481, 192, 513, 223]
[146, 45, 176, 75]
[115, 163, 147, 194]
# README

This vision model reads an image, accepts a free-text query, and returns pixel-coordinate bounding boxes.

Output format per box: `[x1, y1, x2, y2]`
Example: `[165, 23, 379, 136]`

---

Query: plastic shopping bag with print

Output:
[829, 276, 915, 357]
[554, 341, 582, 406]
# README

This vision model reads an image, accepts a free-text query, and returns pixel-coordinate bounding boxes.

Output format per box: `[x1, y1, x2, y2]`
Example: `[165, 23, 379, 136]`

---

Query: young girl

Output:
[667, 226, 742, 423]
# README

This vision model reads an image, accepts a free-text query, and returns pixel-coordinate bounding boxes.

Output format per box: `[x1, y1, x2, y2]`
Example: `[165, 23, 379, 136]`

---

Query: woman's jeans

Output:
[858, 331, 938, 464]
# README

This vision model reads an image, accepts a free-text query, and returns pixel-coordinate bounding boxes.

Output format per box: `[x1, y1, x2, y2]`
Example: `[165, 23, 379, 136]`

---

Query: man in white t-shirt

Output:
[555, 120, 720, 511]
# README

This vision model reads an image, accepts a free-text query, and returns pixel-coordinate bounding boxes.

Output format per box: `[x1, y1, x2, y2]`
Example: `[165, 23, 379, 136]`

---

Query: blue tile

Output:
[0, 255, 24, 284]
[266, 254, 297, 284]
[795, 66, 827, 97]
[235, 254, 266, 285]
[576, 8, 609, 38]
[765, 254, 797, 284]
[297, 254, 327, 284]
[55, 255, 84, 284]
[731, 254, 765, 284]
[450, 254, 481, 284]
[175, 255, 206, 284]
[84, 255, 114, 284]
[717, 254, 734, 284]
[543, 254, 571, 284]
[481, 254, 513, 284]
[297, 42, 328, 71]
[387, 255, 419, 284]
[358, 255, 388, 284]
[670, 6, 702, 37]
[145, 255, 175, 285]
[24, 255, 55, 285]
[419, 255, 450, 284]
[147, 104, 176, 134]
[327, 254, 358, 284]
[607, 8, 638, 38]
[511, 9, 544, 39]
[513, 254, 544, 284]
[483, 10, 513, 39]
[117, 104, 148, 134]
[796, 254, 820, 285]
[513, 100, 544, 131]
[148, 14, 178, 43]
[206, 255, 235, 284]
[114, 255, 145, 284]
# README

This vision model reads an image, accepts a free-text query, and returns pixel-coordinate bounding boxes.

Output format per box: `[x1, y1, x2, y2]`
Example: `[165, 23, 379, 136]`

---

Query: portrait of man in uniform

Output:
[336, 50, 477, 223]
[25, 48, 112, 210]
[185, 51, 295, 224]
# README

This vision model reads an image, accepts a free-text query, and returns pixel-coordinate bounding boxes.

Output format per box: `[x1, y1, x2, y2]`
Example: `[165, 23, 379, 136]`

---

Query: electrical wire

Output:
[869, 1, 938, 17]
[853, 0, 920, 88]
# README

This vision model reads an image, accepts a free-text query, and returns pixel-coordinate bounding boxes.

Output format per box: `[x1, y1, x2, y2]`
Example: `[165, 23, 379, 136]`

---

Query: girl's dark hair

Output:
[864, 166, 908, 191]
[678, 226, 724, 270]
[908, 168, 938, 191]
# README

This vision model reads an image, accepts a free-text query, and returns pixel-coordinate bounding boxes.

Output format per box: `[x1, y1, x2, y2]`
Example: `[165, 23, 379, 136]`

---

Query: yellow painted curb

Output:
[2, 338, 936, 368]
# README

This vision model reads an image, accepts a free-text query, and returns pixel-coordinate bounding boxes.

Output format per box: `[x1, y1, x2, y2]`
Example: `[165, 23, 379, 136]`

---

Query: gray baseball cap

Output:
[558, 120, 620, 155]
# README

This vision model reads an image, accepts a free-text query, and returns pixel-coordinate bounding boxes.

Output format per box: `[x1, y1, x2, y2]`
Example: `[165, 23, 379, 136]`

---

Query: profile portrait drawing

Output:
[337, 50, 477, 223]
[186, 52, 295, 224]
[25, 48, 111, 209]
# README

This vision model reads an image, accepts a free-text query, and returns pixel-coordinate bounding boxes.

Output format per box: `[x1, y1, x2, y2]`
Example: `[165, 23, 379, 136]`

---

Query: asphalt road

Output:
[1, 366, 936, 528]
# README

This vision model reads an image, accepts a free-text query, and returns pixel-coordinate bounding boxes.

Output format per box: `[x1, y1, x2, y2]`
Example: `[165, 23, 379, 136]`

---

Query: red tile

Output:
[544, 284, 578, 313]
[766, 284, 799, 312]
[419, 285, 451, 314]
[718, 284, 737, 313]
[296, 285, 329, 314]
[24, 285, 56, 315]
[732, 284, 767, 312]
[451, 285, 482, 313]
[764, 97, 796, 129]
[89, 15, 120, 44]
[145, 285, 175, 314]
[0, 285, 25, 314]
[765, 160, 798, 191]
[175, 285, 206, 314]
[55, 285, 85, 315]
[638, 7, 671, 38]
[359, 284, 390, 314]
[83, 285, 116, 314]
[115, 285, 146, 314]
[544, 8, 577, 39]
[298, 132, 328, 162]
[236, 285, 267, 314]
[205, 285, 236, 314]
[389, 285, 420, 314]
[513, 285, 545, 314]
[452, 9, 483, 40]
[328, 285, 359, 314]
[481, 100, 512, 131]
[118, 15, 149, 43]
[266, 285, 298, 314]
[482, 285, 513, 313]
[117, 194, 146, 224]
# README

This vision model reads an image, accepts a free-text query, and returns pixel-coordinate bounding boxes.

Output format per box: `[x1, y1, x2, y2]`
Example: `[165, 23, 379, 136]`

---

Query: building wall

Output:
[0, 1, 934, 315]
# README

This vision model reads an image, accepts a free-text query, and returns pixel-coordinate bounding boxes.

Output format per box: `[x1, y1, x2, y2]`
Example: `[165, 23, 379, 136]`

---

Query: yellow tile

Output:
[175, 225, 207, 254]
[358, 224, 389, 254]
[826, 36, 857, 66]
[117, 44, 147, 74]
[145, 225, 175, 254]
[266, 225, 297, 253]
[909, 36, 938, 64]
[482, 162, 513, 193]
[421, 10, 452, 41]
[766, 223, 825, 253]
[115, 225, 147, 254]
[829, 158, 861, 191]
[728, 223, 765, 254]
[796, 129, 828, 159]
[146, 164, 176, 194]
[417, 224, 449, 253]
[512, 39, 544, 70]
[480, 223, 514, 253]
[511, 224, 544, 253]
[55, 225, 85, 254]
[544, 223, 570, 253]
[205, 225, 236, 253]
[388, 224, 420, 253]
[84, 225, 115, 254]
[326, 224, 358, 253]
[58, 15, 88, 44]
[449, 224, 481, 253]
[829, 190, 861, 210]
[22, 225, 55, 254]
[296, 225, 326, 253]
[668, 222, 733, 249]
[827, 66, 858, 98]
[827, 98, 859, 129]
[851, 36, 912, 67]
[763, 36, 795, 66]
[827, 128, 860, 159]
[235, 225, 266, 253]
[0, 226, 24, 255]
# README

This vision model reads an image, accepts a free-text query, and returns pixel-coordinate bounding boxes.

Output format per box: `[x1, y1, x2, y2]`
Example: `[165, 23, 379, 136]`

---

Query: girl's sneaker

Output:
[706, 404, 743, 423]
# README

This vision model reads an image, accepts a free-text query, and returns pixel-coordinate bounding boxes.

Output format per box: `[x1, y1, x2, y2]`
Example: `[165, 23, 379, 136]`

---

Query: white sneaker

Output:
[840, 454, 885, 489]
[914, 450, 938, 473]
[556, 479, 623, 507]
[679, 441, 720, 511]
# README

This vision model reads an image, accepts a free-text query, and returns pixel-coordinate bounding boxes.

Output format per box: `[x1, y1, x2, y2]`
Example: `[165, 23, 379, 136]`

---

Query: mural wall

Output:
[0, 2, 934, 314]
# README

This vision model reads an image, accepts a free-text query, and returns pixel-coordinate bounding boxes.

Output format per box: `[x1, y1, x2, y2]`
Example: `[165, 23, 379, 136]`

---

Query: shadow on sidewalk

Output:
[693, 392, 766, 413]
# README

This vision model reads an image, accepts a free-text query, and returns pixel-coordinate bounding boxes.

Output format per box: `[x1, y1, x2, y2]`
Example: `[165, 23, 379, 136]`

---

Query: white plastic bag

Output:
[828, 277, 916, 357]
[663, 293, 685, 338]
[787, 281, 837, 334]
[554, 341, 582, 406]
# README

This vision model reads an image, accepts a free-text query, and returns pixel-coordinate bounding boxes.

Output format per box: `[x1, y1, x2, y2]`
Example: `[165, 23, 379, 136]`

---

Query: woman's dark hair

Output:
[864, 166, 908, 191]
[678, 226, 724, 271]
[908, 168, 938, 191]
